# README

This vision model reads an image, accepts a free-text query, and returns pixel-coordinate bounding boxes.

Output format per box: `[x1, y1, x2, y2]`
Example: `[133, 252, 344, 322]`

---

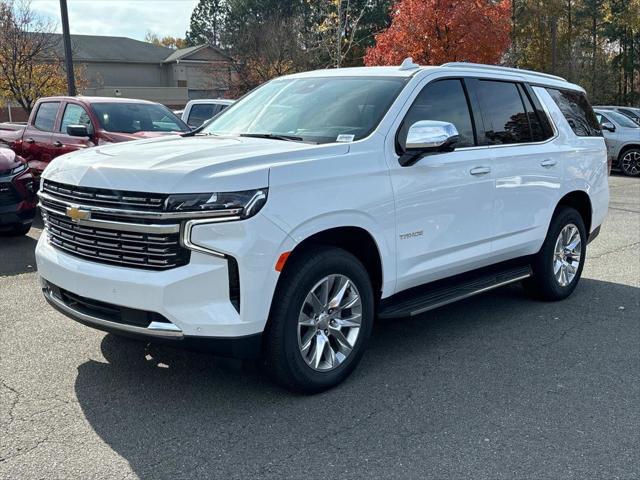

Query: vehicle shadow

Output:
[73, 278, 639, 479]
[0, 211, 42, 276]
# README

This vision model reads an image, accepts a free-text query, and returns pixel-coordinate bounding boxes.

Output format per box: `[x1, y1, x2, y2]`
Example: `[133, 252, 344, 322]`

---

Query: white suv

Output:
[36, 61, 609, 392]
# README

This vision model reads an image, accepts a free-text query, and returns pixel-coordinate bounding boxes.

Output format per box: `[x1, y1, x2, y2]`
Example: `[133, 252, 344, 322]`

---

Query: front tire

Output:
[619, 148, 640, 177]
[264, 246, 374, 393]
[524, 206, 586, 301]
[0, 222, 31, 236]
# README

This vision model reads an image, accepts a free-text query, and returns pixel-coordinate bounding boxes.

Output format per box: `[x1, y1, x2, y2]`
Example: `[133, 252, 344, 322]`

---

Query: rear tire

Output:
[619, 148, 640, 177]
[523, 206, 586, 301]
[264, 246, 374, 393]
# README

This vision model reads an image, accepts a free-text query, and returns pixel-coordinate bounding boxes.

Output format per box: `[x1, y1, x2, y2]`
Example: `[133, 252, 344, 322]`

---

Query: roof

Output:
[186, 99, 234, 106]
[162, 44, 235, 63]
[284, 61, 582, 90]
[163, 45, 203, 63]
[44, 34, 175, 64]
[39, 96, 156, 105]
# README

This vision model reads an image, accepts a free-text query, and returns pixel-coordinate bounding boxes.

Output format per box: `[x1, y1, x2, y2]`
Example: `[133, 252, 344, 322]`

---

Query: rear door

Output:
[51, 102, 96, 158]
[470, 79, 561, 260]
[21, 101, 60, 171]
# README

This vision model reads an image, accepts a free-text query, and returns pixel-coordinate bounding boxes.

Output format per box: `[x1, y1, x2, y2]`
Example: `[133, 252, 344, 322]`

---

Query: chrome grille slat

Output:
[44, 212, 176, 246]
[43, 180, 166, 210]
[48, 227, 178, 258]
[41, 181, 190, 270]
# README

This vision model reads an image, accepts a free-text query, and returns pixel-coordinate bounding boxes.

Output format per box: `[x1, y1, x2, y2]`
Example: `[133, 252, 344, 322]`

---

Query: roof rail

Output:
[441, 62, 567, 82]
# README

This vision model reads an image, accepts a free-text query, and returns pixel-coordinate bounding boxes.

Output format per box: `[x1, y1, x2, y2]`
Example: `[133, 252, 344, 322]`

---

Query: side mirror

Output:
[601, 121, 615, 132]
[400, 120, 460, 166]
[66, 124, 90, 137]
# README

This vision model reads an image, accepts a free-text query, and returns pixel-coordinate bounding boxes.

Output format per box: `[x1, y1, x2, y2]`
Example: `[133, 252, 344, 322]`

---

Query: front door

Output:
[387, 78, 495, 292]
[51, 102, 96, 159]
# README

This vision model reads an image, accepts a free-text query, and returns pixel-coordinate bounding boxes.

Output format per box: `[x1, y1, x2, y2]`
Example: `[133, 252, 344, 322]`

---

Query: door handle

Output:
[25, 138, 35, 144]
[54, 141, 63, 147]
[540, 159, 557, 168]
[470, 166, 491, 176]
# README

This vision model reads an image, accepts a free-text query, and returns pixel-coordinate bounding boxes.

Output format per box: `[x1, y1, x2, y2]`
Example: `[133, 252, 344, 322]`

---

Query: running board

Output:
[378, 264, 532, 319]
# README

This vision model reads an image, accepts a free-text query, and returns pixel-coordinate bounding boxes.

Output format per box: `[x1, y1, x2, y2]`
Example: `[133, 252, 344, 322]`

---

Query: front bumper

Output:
[42, 280, 262, 357]
[36, 212, 295, 352]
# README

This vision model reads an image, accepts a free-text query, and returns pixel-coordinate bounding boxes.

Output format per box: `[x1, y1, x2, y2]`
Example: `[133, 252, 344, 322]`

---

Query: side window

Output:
[188, 104, 218, 127]
[475, 80, 531, 145]
[545, 88, 601, 137]
[398, 79, 475, 149]
[60, 104, 93, 134]
[33, 102, 60, 132]
[518, 85, 553, 142]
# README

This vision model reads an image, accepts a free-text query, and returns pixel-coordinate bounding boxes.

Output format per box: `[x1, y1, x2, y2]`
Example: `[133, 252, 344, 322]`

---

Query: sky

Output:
[31, 0, 199, 41]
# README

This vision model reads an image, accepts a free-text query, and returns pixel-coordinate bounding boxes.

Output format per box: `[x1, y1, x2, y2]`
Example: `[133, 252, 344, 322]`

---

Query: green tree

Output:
[185, 0, 228, 46]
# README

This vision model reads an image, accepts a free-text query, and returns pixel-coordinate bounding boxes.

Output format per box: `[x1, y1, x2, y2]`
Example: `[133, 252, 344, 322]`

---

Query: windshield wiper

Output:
[240, 133, 304, 142]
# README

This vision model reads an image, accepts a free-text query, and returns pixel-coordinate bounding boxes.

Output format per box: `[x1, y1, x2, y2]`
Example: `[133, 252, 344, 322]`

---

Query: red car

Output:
[0, 147, 37, 235]
[0, 96, 189, 176]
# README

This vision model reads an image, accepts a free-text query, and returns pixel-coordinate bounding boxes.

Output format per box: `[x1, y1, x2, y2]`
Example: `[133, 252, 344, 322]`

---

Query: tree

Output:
[0, 0, 81, 113]
[144, 32, 187, 49]
[185, 0, 228, 46]
[364, 0, 512, 66]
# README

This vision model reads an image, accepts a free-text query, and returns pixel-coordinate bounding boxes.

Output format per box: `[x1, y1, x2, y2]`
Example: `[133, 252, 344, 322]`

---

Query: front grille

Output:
[0, 182, 19, 206]
[41, 181, 190, 270]
[43, 179, 167, 211]
[42, 209, 190, 270]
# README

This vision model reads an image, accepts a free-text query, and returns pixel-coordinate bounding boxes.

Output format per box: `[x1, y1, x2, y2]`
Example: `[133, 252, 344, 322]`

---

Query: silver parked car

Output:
[595, 106, 640, 125]
[594, 109, 640, 176]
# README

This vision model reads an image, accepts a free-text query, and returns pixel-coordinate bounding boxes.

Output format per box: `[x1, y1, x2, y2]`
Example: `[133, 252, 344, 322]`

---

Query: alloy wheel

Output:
[621, 150, 640, 176]
[553, 223, 582, 287]
[297, 274, 362, 371]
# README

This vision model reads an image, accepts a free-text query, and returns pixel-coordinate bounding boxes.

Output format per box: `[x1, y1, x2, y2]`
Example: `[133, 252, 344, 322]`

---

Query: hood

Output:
[0, 147, 24, 173]
[43, 135, 349, 193]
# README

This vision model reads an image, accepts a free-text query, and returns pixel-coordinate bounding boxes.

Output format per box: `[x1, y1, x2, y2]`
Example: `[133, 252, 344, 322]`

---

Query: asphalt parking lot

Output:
[1, 175, 638, 480]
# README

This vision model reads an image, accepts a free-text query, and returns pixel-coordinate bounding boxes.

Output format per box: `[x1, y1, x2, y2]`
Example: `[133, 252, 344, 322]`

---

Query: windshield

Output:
[604, 111, 639, 128]
[92, 103, 189, 134]
[201, 77, 407, 143]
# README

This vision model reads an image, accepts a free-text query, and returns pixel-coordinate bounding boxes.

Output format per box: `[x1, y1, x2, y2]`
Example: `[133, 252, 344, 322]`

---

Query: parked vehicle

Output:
[0, 147, 37, 235]
[595, 108, 640, 177]
[181, 99, 234, 128]
[35, 61, 609, 392]
[595, 106, 640, 125]
[0, 97, 189, 176]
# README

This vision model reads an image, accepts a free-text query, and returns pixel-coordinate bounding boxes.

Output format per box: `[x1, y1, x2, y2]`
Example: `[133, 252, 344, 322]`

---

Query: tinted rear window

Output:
[33, 102, 60, 131]
[545, 88, 601, 136]
[188, 104, 221, 127]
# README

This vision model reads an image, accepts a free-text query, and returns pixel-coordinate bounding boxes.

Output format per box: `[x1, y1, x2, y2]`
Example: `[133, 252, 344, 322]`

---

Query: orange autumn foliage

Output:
[365, 0, 512, 66]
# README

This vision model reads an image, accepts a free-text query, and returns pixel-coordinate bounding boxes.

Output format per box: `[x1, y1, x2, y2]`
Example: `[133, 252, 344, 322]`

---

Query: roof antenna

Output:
[399, 57, 419, 71]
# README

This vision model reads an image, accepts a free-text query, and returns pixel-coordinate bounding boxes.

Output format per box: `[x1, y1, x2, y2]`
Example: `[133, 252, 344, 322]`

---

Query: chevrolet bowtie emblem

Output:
[66, 206, 91, 221]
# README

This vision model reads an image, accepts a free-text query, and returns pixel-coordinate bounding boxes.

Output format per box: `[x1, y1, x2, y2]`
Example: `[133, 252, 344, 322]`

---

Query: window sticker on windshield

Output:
[336, 134, 355, 143]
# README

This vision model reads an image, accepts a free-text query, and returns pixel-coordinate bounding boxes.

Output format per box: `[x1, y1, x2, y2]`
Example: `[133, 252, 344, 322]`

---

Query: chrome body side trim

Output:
[43, 287, 184, 339]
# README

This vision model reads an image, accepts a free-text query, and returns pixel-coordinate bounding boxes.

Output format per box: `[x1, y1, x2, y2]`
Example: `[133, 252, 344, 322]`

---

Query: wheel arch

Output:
[280, 226, 385, 302]
[555, 190, 593, 235]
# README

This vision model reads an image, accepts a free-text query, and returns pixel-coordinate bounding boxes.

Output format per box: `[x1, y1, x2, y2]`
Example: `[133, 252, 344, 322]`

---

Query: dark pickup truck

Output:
[0, 96, 189, 176]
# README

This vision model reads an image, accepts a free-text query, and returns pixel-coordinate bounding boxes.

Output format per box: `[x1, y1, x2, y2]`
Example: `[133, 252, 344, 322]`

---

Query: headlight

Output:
[10, 163, 27, 175]
[165, 188, 268, 219]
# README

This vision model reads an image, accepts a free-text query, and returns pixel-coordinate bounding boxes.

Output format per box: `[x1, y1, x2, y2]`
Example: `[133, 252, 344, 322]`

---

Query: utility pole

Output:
[336, 0, 344, 68]
[59, 0, 76, 96]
